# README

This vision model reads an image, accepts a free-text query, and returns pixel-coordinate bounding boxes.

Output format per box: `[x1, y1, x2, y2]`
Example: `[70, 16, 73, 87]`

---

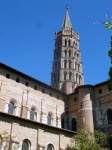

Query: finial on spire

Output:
[66, 4, 68, 11]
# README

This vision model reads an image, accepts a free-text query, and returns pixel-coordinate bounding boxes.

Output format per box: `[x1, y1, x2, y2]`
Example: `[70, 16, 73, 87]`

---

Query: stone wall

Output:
[0, 112, 75, 150]
[0, 65, 66, 128]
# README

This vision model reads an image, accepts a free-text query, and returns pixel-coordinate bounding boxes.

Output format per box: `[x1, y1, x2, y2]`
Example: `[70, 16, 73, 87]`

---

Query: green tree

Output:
[0, 130, 19, 150]
[66, 130, 108, 150]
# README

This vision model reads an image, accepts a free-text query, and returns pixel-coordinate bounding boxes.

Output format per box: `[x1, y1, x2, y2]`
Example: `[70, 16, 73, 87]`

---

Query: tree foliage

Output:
[66, 130, 108, 150]
[0, 130, 19, 150]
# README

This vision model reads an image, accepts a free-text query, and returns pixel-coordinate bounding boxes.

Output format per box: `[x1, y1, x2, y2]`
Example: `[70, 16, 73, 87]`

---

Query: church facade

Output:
[0, 7, 112, 150]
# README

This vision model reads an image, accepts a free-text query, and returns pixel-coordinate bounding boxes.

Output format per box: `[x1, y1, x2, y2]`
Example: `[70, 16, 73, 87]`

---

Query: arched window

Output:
[65, 39, 67, 46]
[64, 60, 67, 69]
[107, 109, 112, 125]
[47, 113, 53, 125]
[69, 72, 72, 80]
[6, 73, 10, 79]
[22, 139, 30, 150]
[76, 74, 78, 83]
[30, 108, 37, 121]
[61, 118, 64, 128]
[47, 144, 54, 150]
[69, 50, 71, 57]
[68, 40, 71, 46]
[8, 102, 15, 115]
[71, 118, 77, 131]
[69, 60, 71, 69]
[16, 77, 20, 83]
[64, 50, 67, 57]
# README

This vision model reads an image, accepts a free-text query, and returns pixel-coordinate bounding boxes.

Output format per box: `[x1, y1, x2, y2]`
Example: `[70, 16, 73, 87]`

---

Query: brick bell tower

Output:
[51, 6, 84, 94]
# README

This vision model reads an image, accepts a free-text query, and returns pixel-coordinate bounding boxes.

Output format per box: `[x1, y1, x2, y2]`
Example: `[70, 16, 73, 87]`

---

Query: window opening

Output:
[47, 114, 53, 125]
[8, 102, 15, 115]
[107, 109, 112, 125]
[6, 73, 10, 79]
[34, 86, 37, 90]
[42, 89, 45, 93]
[65, 40, 67, 46]
[22, 139, 30, 150]
[99, 89, 102, 94]
[64, 60, 67, 68]
[25, 82, 29, 87]
[47, 144, 54, 150]
[16, 77, 20, 83]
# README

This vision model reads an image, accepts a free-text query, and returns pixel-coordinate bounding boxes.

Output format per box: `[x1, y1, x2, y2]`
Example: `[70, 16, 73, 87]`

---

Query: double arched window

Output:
[107, 109, 112, 125]
[47, 144, 54, 150]
[22, 139, 31, 150]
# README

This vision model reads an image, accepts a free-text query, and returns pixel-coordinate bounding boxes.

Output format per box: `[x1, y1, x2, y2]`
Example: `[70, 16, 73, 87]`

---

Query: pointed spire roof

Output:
[62, 5, 73, 30]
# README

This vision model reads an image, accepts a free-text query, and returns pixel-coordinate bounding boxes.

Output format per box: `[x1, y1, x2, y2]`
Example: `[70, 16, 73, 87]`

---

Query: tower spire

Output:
[51, 7, 84, 94]
[62, 5, 72, 30]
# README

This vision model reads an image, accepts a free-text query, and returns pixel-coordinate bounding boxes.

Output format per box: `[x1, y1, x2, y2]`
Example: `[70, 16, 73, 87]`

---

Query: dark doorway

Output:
[110, 139, 112, 150]
[71, 118, 77, 132]
[107, 109, 112, 125]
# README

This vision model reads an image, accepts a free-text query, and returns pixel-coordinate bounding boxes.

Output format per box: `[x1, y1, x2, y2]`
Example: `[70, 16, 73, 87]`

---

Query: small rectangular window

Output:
[57, 95, 59, 99]
[25, 82, 29, 87]
[74, 97, 77, 102]
[42, 89, 45, 93]
[50, 92, 52, 96]
[99, 89, 102, 94]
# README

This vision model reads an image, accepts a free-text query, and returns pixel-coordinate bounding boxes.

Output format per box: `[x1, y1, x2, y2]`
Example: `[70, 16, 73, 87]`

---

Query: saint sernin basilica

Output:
[0, 6, 112, 150]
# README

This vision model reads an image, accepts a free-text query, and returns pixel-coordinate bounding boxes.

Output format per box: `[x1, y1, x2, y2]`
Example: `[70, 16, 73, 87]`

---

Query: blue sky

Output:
[0, 0, 112, 85]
